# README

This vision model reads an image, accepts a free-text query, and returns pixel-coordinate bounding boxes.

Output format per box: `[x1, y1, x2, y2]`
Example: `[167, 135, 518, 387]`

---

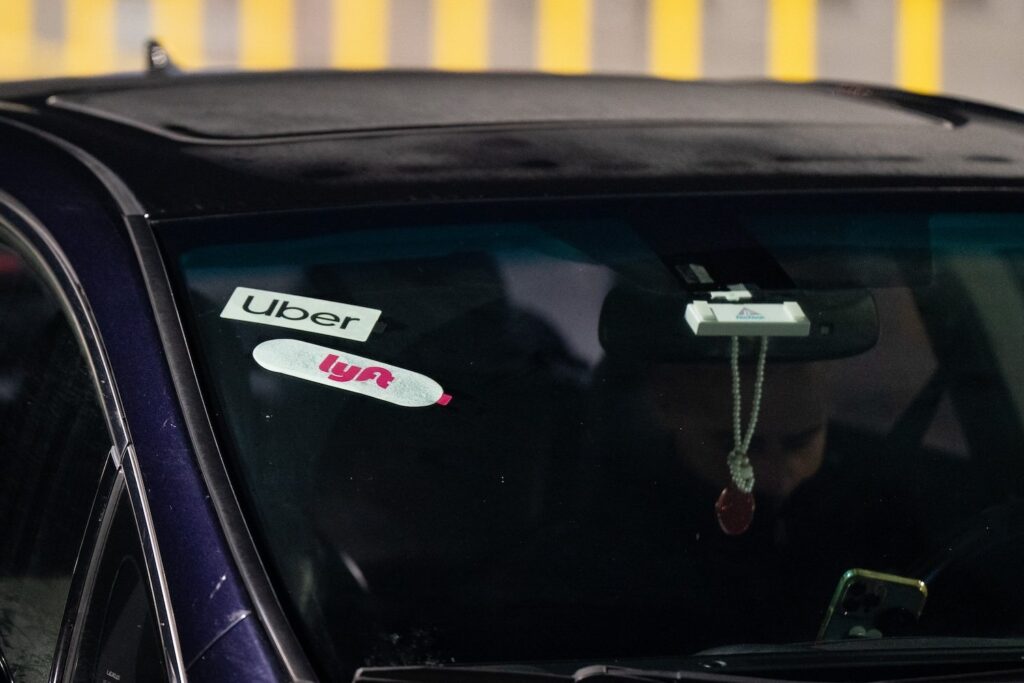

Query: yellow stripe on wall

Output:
[896, 0, 942, 93]
[537, 0, 591, 74]
[768, 0, 816, 81]
[240, 0, 295, 70]
[31, 41, 65, 80]
[332, 0, 389, 69]
[64, 0, 117, 75]
[0, 0, 33, 80]
[434, 0, 489, 71]
[650, 0, 702, 80]
[152, 0, 204, 68]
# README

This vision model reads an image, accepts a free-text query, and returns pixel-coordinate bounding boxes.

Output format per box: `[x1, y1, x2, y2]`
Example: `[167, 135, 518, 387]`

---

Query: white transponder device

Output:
[684, 286, 811, 337]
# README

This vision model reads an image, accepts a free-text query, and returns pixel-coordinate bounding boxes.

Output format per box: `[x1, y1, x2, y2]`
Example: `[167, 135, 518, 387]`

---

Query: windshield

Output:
[159, 196, 1024, 681]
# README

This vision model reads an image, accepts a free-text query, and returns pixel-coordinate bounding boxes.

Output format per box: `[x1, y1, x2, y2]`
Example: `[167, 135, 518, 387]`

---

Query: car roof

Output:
[2, 70, 1024, 219]
[12, 71, 941, 138]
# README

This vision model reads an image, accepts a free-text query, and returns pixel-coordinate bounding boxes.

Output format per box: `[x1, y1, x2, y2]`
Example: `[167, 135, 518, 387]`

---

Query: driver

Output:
[599, 355, 929, 646]
[648, 360, 828, 507]
[535, 353, 930, 653]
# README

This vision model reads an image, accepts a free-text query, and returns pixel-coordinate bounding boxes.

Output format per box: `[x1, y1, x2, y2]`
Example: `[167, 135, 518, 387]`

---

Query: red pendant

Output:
[715, 484, 755, 535]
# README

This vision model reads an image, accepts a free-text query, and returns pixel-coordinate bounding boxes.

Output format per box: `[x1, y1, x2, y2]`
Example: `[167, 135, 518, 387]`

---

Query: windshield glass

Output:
[159, 196, 1024, 680]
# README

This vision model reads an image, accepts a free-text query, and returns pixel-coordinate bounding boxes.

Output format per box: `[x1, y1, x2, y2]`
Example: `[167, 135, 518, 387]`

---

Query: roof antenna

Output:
[146, 39, 181, 76]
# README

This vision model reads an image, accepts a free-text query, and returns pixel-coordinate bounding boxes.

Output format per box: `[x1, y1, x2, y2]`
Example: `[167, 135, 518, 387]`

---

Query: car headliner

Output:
[1, 70, 1023, 219]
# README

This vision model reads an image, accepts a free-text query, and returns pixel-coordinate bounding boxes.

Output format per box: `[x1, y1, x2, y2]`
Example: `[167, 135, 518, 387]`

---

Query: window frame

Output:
[129, 212, 317, 681]
[154, 193, 1024, 677]
[0, 194, 186, 683]
[63, 464, 169, 683]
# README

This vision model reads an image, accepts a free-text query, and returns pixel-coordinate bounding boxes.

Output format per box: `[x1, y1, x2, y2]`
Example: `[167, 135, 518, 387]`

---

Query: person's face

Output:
[650, 361, 827, 503]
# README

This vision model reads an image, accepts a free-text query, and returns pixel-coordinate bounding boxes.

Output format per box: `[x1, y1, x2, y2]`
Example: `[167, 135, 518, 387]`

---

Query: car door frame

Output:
[0, 194, 187, 683]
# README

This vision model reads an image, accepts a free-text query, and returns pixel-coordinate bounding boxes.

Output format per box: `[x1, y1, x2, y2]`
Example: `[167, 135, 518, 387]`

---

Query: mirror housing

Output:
[599, 285, 879, 362]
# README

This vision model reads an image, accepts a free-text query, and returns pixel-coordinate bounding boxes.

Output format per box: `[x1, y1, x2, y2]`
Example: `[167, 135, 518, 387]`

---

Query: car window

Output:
[159, 197, 1024, 680]
[0, 239, 111, 682]
[71, 484, 167, 683]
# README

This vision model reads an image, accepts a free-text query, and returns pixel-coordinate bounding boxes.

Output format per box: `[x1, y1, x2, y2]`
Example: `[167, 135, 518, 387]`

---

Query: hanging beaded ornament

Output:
[715, 335, 769, 535]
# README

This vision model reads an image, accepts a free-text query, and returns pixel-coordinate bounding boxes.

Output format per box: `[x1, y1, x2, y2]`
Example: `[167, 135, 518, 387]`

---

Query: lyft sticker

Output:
[221, 287, 381, 342]
[253, 339, 452, 408]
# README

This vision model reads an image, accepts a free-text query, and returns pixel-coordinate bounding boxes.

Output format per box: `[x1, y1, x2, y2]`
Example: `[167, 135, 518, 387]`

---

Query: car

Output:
[1, 68, 1024, 683]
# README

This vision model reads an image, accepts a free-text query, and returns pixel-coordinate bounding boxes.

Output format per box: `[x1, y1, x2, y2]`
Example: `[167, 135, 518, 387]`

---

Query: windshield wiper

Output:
[573, 664, 794, 681]
[353, 664, 793, 682]
[354, 645, 1024, 683]
[353, 666, 559, 682]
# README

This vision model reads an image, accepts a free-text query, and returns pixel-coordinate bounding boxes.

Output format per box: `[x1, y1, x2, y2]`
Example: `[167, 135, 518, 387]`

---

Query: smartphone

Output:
[817, 568, 928, 642]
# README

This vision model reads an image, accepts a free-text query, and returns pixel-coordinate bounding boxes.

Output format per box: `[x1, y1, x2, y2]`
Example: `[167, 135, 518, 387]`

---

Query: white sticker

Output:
[220, 287, 381, 342]
[253, 339, 452, 408]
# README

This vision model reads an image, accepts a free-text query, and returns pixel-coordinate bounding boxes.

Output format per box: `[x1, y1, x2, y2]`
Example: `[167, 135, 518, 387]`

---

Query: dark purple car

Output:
[2, 70, 1024, 683]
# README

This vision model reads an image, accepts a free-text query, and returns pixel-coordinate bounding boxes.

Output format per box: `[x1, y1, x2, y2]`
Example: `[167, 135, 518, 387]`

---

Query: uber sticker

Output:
[220, 287, 381, 342]
[253, 339, 452, 408]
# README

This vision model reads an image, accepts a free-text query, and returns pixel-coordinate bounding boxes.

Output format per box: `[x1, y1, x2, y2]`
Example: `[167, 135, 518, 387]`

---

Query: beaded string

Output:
[726, 335, 769, 494]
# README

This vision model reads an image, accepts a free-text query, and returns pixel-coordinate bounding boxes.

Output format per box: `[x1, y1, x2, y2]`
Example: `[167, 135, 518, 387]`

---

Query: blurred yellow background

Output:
[1, 0, 1021, 110]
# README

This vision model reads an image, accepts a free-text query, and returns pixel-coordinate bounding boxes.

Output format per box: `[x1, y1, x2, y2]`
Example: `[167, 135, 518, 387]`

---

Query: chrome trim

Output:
[124, 214, 317, 682]
[0, 194, 128, 454]
[0, 197, 184, 682]
[57, 456, 120, 683]
[60, 456, 187, 683]
[122, 445, 188, 682]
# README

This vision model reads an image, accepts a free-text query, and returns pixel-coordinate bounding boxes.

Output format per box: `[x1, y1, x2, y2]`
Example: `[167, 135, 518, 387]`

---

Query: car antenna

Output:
[145, 39, 181, 76]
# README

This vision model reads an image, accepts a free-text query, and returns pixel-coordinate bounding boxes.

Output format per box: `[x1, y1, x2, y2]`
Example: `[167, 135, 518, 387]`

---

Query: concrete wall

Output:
[1, 0, 1022, 111]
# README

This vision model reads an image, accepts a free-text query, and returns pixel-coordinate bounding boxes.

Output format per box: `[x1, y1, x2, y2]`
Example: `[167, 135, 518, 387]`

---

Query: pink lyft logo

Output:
[318, 354, 395, 388]
[252, 339, 451, 407]
[316, 352, 452, 405]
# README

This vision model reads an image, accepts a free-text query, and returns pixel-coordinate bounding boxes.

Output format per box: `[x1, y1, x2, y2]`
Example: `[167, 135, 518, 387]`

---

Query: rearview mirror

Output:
[599, 285, 879, 362]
